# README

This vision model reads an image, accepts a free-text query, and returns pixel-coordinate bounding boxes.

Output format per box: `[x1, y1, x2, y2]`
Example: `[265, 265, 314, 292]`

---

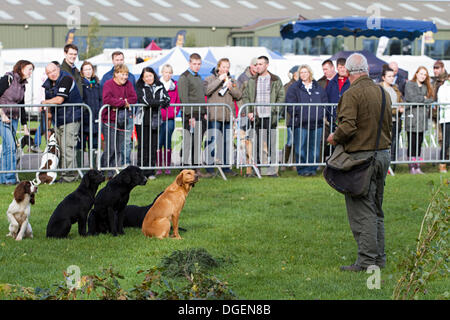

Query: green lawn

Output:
[0, 165, 448, 300]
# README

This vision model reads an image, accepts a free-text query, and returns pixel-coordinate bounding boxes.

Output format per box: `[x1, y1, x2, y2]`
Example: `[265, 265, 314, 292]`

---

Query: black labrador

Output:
[88, 165, 147, 236]
[121, 191, 187, 233]
[122, 191, 163, 228]
[46, 169, 105, 238]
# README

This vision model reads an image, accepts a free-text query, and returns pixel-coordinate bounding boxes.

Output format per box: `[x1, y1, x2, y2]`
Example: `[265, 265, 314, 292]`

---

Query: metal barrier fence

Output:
[236, 102, 450, 177]
[1, 102, 449, 182]
[97, 103, 235, 179]
[0, 104, 93, 181]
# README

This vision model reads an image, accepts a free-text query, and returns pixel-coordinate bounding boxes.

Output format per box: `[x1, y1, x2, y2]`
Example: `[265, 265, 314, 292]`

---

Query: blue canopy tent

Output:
[280, 16, 437, 49]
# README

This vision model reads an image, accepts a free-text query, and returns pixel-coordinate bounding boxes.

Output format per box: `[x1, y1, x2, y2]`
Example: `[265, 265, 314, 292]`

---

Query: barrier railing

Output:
[236, 102, 450, 177]
[0, 103, 93, 179]
[1, 102, 449, 182]
[97, 103, 235, 180]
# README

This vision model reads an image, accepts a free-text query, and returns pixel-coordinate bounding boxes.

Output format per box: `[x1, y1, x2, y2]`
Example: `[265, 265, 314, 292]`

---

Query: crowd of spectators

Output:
[0, 43, 449, 184]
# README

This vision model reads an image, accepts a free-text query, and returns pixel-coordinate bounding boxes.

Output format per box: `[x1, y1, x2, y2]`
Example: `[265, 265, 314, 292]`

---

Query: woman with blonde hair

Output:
[286, 64, 328, 176]
[404, 66, 434, 174]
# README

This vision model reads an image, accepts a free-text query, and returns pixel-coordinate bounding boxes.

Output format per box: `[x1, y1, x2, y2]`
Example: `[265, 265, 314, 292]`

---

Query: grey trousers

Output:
[344, 149, 390, 268]
[56, 121, 81, 182]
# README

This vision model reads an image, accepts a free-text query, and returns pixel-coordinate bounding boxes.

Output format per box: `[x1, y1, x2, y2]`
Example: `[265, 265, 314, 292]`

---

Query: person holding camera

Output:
[204, 58, 242, 176]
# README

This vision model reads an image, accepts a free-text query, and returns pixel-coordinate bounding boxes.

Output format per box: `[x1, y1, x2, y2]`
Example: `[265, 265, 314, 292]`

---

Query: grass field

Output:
[0, 165, 448, 300]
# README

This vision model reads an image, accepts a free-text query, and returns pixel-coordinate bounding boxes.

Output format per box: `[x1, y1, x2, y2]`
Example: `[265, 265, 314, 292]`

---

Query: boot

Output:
[415, 158, 424, 174]
[409, 157, 416, 174]
[156, 149, 162, 175]
[165, 149, 171, 175]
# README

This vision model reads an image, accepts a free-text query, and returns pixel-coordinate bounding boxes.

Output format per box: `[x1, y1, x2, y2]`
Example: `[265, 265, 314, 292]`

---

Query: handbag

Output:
[323, 86, 386, 198]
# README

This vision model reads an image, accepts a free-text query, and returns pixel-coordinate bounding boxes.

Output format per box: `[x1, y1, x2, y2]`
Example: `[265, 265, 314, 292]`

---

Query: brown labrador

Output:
[142, 170, 198, 239]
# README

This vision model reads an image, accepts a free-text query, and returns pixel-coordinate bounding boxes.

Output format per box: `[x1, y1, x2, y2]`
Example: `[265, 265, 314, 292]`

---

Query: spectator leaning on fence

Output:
[178, 53, 211, 178]
[404, 66, 434, 175]
[327, 53, 392, 272]
[286, 64, 328, 177]
[0, 60, 34, 185]
[80, 61, 102, 166]
[101, 64, 137, 179]
[135, 67, 170, 179]
[204, 57, 242, 177]
[100, 51, 136, 166]
[158, 64, 180, 176]
[41, 62, 82, 183]
[61, 44, 84, 99]
[437, 73, 450, 173]
[380, 67, 404, 172]
[242, 55, 285, 177]
[388, 61, 407, 96]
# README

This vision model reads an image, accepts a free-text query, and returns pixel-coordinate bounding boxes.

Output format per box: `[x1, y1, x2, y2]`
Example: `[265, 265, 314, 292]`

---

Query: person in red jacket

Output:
[101, 64, 137, 178]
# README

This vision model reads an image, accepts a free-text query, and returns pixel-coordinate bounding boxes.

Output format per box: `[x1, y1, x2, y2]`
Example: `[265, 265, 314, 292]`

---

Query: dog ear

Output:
[14, 182, 26, 203]
[30, 192, 35, 205]
[176, 172, 184, 186]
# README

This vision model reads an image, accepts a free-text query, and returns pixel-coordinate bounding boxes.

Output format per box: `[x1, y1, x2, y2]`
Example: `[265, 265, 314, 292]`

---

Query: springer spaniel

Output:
[6, 181, 38, 241]
[35, 129, 60, 185]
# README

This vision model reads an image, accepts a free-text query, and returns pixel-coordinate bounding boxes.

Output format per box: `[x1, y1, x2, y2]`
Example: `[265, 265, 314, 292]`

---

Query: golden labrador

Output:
[142, 170, 198, 239]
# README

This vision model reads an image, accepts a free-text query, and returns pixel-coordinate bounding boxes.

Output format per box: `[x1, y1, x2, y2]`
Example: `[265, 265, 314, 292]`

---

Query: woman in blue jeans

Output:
[286, 64, 328, 176]
[0, 60, 34, 184]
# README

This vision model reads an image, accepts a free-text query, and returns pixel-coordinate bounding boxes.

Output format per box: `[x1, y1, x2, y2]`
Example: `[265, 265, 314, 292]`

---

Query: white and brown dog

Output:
[35, 129, 60, 185]
[6, 181, 38, 241]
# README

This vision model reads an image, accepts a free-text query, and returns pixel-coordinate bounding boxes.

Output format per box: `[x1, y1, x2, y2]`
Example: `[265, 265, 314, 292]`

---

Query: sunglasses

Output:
[434, 66, 442, 69]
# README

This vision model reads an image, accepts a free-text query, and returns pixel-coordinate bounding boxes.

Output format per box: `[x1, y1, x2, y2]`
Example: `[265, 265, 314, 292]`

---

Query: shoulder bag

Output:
[323, 86, 386, 198]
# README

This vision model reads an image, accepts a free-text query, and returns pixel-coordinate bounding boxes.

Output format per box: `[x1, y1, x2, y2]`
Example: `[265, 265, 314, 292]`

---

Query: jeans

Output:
[158, 120, 175, 150]
[294, 126, 323, 175]
[101, 122, 125, 177]
[118, 119, 134, 166]
[205, 121, 232, 173]
[0, 119, 18, 184]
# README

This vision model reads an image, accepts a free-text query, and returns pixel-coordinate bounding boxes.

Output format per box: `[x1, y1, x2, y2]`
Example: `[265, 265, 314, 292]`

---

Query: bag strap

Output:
[374, 85, 387, 157]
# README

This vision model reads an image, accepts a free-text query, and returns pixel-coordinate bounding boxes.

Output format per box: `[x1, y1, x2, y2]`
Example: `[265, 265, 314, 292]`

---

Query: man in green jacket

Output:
[178, 53, 211, 177]
[327, 53, 392, 272]
[242, 56, 285, 176]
